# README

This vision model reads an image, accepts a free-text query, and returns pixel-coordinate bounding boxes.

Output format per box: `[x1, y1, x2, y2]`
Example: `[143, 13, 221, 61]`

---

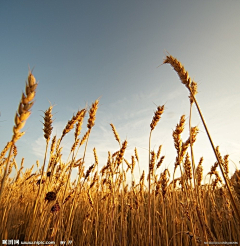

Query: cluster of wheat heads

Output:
[0, 56, 240, 246]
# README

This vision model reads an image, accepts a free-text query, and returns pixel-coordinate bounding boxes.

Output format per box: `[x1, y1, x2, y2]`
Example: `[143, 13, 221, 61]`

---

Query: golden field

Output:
[0, 55, 240, 246]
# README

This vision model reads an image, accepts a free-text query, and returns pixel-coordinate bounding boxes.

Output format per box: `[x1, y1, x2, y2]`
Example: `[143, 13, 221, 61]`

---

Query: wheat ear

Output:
[0, 72, 37, 201]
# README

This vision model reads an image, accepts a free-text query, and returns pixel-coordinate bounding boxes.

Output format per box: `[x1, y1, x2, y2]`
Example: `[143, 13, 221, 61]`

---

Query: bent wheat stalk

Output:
[164, 54, 240, 223]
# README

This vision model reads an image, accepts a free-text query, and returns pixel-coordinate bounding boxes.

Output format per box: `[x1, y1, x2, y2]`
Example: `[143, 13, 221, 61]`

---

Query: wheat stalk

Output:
[0, 72, 37, 201]
[164, 54, 240, 223]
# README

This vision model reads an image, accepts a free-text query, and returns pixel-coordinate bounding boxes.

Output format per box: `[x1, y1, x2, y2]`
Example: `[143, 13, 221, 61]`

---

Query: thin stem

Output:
[148, 130, 152, 246]
[0, 144, 13, 201]
[27, 142, 49, 240]
[189, 87, 240, 222]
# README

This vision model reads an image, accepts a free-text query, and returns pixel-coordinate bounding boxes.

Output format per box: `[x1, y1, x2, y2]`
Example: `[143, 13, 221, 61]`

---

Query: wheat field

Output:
[0, 55, 240, 246]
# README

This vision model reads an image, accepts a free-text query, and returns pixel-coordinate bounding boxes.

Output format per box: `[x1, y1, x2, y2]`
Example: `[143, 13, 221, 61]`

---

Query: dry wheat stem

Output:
[164, 54, 240, 223]
[190, 87, 240, 222]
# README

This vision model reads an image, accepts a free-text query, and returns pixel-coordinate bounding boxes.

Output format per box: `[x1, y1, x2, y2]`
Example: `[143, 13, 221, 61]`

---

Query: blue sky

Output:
[1, 0, 240, 181]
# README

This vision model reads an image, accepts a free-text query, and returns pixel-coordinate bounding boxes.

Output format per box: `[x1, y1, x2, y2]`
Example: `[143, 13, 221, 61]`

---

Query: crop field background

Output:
[1, 1, 240, 246]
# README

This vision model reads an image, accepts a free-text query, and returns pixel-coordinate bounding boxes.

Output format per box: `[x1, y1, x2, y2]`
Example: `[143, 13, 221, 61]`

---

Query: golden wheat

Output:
[1, 58, 240, 245]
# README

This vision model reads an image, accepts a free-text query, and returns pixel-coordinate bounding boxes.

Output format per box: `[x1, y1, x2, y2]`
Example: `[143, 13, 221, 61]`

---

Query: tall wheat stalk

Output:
[0, 72, 37, 202]
[163, 54, 240, 223]
[149, 105, 164, 246]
